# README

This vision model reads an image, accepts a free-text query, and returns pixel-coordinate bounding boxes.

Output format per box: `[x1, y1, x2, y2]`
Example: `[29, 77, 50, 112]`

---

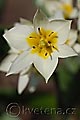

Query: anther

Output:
[30, 36, 36, 38]
[38, 28, 42, 35]
[49, 32, 54, 36]
[53, 46, 59, 51]
[48, 41, 51, 44]
[40, 47, 42, 49]
[33, 46, 36, 49]
[45, 53, 48, 56]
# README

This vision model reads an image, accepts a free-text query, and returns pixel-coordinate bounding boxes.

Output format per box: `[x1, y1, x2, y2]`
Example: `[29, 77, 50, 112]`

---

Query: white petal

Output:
[70, 8, 78, 18]
[9, 47, 19, 54]
[52, 11, 64, 20]
[14, 23, 23, 27]
[78, 0, 80, 9]
[68, 30, 77, 46]
[61, 0, 72, 4]
[18, 74, 29, 94]
[58, 44, 77, 58]
[73, 43, 80, 53]
[4, 30, 19, 52]
[47, 20, 71, 44]
[45, 1, 60, 16]
[33, 9, 49, 32]
[20, 66, 31, 75]
[0, 53, 17, 72]
[34, 55, 58, 83]
[15, 18, 32, 27]
[7, 51, 33, 75]
[3, 25, 34, 50]
[20, 18, 32, 25]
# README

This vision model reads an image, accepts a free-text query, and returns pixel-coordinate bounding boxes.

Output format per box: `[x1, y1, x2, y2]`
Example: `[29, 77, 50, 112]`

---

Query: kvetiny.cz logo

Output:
[6, 102, 77, 118]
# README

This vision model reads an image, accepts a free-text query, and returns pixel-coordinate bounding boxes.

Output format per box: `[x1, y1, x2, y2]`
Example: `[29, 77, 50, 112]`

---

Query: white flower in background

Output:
[35, 0, 78, 19]
[35, 0, 61, 17]
[77, 0, 80, 9]
[65, 29, 77, 47]
[73, 43, 80, 54]
[65, 29, 80, 54]
[73, 8, 80, 54]
[60, 0, 78, 19]
[0, 49, 30, 94]
[78, 10, 80, 31]
[44, 0, 61, 16]
[49, 10, 64, 21]
[3, 9, 77, 84]
[0, 31, 30, 94]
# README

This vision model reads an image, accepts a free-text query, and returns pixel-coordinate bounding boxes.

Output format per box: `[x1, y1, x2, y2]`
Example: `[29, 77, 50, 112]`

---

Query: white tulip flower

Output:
[60, 0, 78, 19]
[37, 0, 78, 19]
[3, 9, 77, 83]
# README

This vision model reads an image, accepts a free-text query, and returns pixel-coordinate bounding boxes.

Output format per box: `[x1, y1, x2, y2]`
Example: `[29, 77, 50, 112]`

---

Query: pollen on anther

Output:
[45, 53, 48, 56]
[38, 27, 42, 35]
[40, 47, 42, 49]
[49, 32, 54, 36]
[30, 36, 36, 38]
[33, 46, 36, 49]
[30, 36, 32, 38]
[48, 41, 51, 44]
[38, 27, 40, 31]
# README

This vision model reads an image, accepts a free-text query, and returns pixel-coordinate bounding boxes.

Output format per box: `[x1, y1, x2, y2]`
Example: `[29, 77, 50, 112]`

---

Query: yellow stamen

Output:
[26, 27, 58, 59]
[61, 4, 73, 18]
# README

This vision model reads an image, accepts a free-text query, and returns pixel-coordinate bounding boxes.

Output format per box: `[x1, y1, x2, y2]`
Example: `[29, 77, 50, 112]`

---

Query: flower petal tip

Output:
[18, 89, 22, 95]
[6, 72, 13, 76]
[45, 79, 49, 84]
[76, 53, 78, 56]
[73, 52, 78, 57]
[18, 74, 29, 94]
[18, 83, 24, 94]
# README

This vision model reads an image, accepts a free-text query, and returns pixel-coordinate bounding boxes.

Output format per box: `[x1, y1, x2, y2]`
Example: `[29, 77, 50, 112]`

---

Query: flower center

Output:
[61, 4, 73, 18]
[26, 27, 58, 59]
